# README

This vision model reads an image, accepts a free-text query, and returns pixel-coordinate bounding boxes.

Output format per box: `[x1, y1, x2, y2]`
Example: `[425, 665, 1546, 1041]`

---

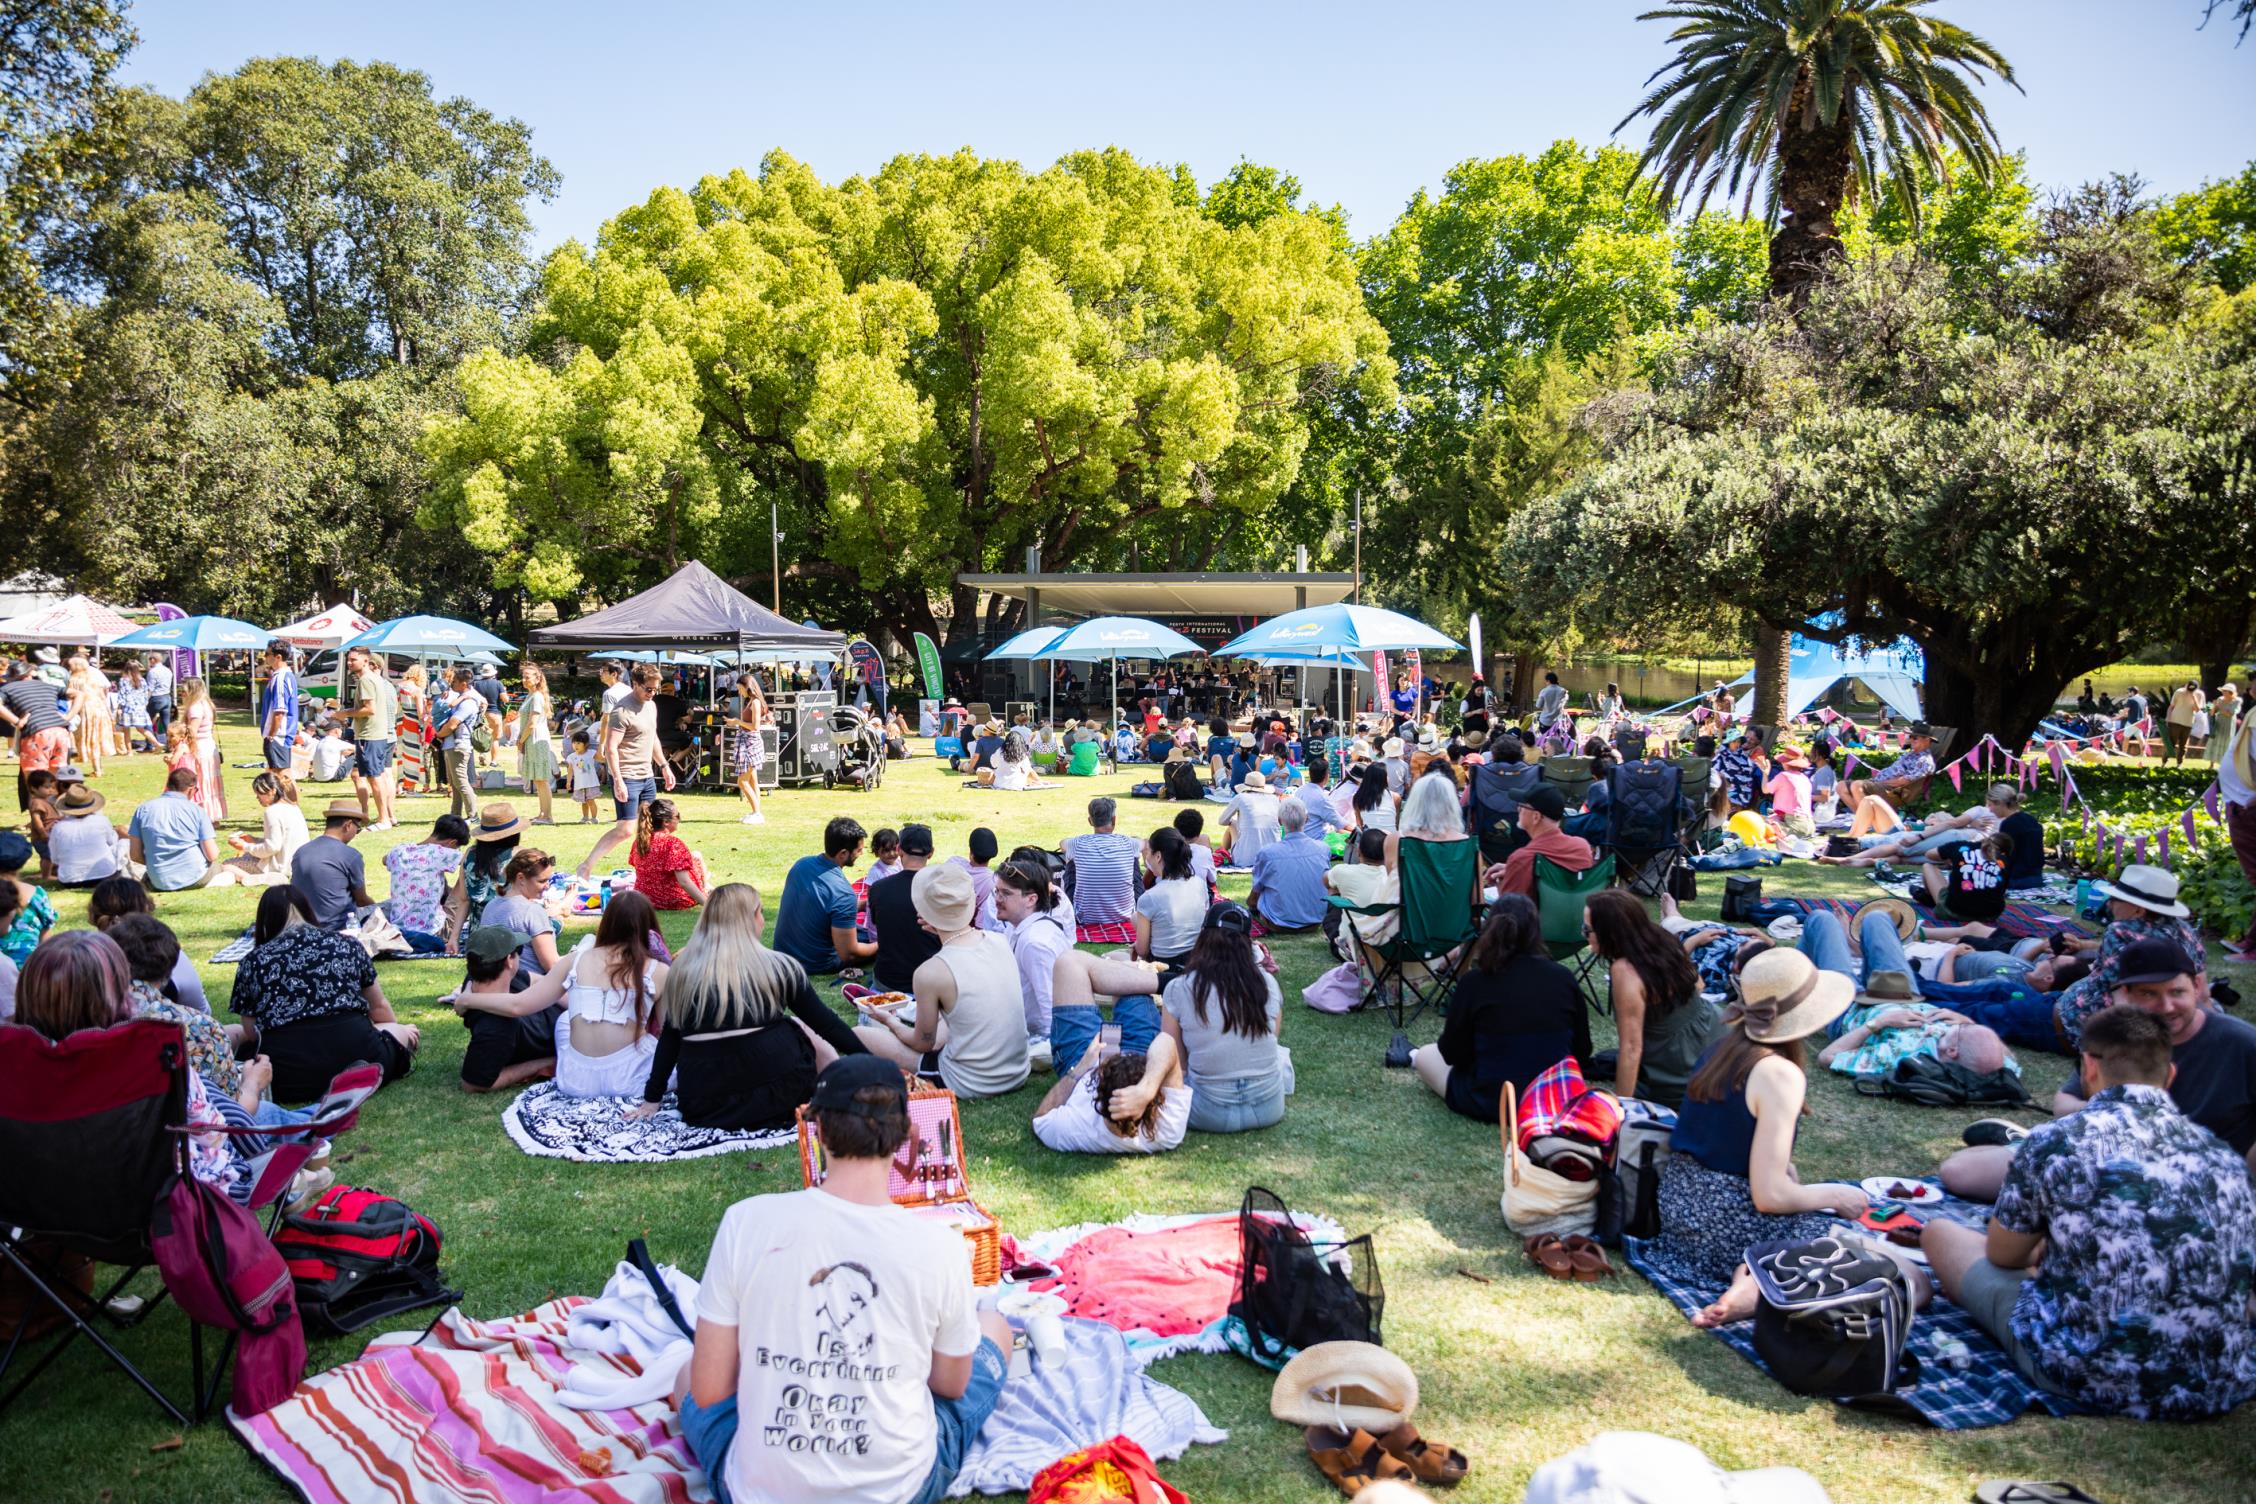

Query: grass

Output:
[4, 713, 2251, 1504]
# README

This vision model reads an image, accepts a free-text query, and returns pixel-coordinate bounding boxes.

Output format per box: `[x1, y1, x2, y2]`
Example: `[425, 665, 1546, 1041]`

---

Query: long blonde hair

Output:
[664, 882, 805, 1032]
[178, 677, 210, 713]
[521, 661, 548, 698]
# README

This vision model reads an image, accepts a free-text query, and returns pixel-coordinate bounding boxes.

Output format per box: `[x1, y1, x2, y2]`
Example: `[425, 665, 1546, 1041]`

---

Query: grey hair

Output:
[1278, 799, 1307, 833]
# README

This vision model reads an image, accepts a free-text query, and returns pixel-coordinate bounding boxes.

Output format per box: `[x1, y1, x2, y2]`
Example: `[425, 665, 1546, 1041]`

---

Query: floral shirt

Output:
[229, 925, 377, 1031]
[383, 842, 464, 934]
[1713, 747, 1759, 807]
[1994, 1084, 2256, 1418]
[1, 884, 57, 966]
[1871, 748, 1935, 785]
[133, 981, 246, 1096]
[2055, 914, 2207, 1046]
[183, 1070, 247, 1202]
[1825, 1002, 2020, 1080]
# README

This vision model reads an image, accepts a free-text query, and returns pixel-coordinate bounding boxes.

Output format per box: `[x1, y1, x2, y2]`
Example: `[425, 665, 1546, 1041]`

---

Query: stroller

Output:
[823, 705, 887, 791]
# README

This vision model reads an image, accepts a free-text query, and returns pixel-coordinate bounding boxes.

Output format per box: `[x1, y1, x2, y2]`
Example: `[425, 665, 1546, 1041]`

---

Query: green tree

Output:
[1500, 205, 2256, 750]
[1620, 0, 2019, 725]
[2155, 161, 2256, 295]
[424, 148, 1393, 650]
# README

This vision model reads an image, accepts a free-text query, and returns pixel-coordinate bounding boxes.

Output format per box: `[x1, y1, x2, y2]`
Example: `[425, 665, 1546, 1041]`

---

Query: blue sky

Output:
[123, 1, 2256, 252]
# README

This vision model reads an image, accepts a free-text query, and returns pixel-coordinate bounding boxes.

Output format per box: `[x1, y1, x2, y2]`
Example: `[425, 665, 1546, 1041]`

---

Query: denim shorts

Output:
[613, 774, 659, 822]
[1186, 1060, 1291, 1133]
[1046, 994, 1163, 1072]
[354, 739, 394, 776]
[263, 736, 294, 770]
[678, 1336, 1007, 1504]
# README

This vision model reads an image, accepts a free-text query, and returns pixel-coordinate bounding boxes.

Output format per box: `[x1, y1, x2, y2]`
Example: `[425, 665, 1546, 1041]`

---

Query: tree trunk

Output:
[2185, 595, 2256, 702]
[1750, 620, 1792, 731]
[1917, 663, 2069, 763]
[1768, 68, 1856, 305]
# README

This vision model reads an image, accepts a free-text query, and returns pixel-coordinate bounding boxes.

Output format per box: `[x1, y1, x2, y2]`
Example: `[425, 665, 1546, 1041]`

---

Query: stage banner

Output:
[847, 637, 887, 714]
[1372, 649, 1390, 713]
[913, 632, 945, 701]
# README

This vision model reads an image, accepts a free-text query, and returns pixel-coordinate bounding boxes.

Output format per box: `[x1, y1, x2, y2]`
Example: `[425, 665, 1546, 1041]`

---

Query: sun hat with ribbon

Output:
[472, 802, 525, 841]
[1269, 1341, 1419, 1432]
[1732, 948, 1852, 1045]
[1240, 768, 1269, 791]
[2092, 863, 2191, 919]
[57, 785, 105, 817]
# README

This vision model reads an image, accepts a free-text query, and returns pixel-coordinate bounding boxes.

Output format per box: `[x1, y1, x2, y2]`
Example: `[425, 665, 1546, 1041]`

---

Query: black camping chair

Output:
[1602, 758, 1689, 898]
[1469, 760, 1543, 869]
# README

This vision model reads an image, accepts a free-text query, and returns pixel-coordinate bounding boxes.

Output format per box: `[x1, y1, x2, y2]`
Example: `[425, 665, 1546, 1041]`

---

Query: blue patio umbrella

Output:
[1219, 603, 1459, 722]
[1226, 644, 1369, 720]
[107, 615, 272, 653]
[343, 615, 515, 659]
[984, 626, 1069, 722]
[1024, 616, 1204, 730]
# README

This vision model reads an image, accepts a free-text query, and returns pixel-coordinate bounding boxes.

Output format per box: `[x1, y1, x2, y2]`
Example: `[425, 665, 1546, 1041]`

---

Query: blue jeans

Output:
[1047, 994, 1163, 1071]
[679, 1336, 1007, 1504]
[147, 696, 172, 739]
[1798, 909, 1921, 1038]
[1187, 1065, 1291, 1132]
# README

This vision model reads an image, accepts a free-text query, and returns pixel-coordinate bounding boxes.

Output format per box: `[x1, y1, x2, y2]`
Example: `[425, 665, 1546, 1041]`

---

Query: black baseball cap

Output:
[2114, 938, 2200, 987]
[1203, 900, 1253, 937]
[809, 1056, 909, 1116]
[1521, 784, 1568, 822]
[898, 823, 935, 857]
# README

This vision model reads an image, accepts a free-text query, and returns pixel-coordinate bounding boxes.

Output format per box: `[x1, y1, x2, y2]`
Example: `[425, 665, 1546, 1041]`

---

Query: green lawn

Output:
[4, 714, 2250, 1504]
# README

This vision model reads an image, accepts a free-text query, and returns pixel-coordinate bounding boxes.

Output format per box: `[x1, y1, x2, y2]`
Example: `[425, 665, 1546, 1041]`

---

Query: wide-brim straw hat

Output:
[1853, 967, 1921, 1009]
[912, 861, 978, 933]
[1240, 768, 1269, 791]
[1851, 897, 1919, 943]
[474, 802, 525, 841]
[323, 799, 368, 823]
[1270, 1341, 1419, 1432]
[57, 786, 105, 817]
[2093, 863, 2191, 919]
[1735, 948, 1852, 1045]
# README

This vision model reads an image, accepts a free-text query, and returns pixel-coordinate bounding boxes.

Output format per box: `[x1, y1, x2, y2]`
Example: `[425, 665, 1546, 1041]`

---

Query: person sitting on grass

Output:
[1161, 902, 1291, 1134]
[1638, 949, 1888, 1327]
[774, 816, 877, 977]
[382, 814, 468, 955]
[1921, 1004, 2256, 1419]
[216, 770, 309, 887]
[453, 891, 668, 1099]
[978, 732, 1045, 791]
[867, 823, 942, 993]
[449, 926, 559, 1094]
[1133, 827, 1208, 968]
[625, 883, 867, 1131]
[2047, 865, 2208, 1049]
[996, 856, 1074, 1045]
[1249, 799, 1331, 934]
[1411, 894, 1588, 1123]
[675, 1055, 1012, 1504]
[627, 797, 706, 911]
[852, 863, 1030, 1099]
[1216, 768, 1282, 869]
[1584, 889, 1723, 1108]
[230, 884, 419, 1101]
[126, 766, 219, 893]
[1031, 1034, 1190, 1154]
[864, 827, 902, 887]
[1063, 797, 1141, 937]
[86, 875, 209, 1012]
[1170, 805, 1217, 888]
[948, 827, 1000, 929]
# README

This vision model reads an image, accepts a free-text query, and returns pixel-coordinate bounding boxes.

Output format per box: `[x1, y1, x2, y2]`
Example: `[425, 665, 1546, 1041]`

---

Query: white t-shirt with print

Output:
[1033, 1079, 1191, 1154]
[697, 1187, 978, 1504]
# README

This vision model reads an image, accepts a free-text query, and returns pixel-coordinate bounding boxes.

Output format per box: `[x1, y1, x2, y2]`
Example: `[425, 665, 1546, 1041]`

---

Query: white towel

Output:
[557, 1259, 700, 1411]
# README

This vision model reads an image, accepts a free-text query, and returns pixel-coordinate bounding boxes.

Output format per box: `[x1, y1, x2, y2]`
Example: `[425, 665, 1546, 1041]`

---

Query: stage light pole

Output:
[771, 498, 782, 612]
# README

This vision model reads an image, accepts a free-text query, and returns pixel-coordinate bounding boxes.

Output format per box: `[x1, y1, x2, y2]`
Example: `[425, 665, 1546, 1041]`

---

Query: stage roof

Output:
[959, 571, 1357, 619]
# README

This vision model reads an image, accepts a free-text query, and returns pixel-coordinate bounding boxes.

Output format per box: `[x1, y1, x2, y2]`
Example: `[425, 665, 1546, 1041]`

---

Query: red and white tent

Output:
[0, 593, 141, 646]
[273, 604, 375, 651]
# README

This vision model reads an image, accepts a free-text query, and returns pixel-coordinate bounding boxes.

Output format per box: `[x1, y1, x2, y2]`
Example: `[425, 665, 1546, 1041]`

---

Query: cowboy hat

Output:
[1850, 897, 1919, 943]
[2092, 863, 2191, 919]
[1853, 968, 1921, 1009]
[56, 785, 104, 817]
[1269, 1341, 1419, 1432]
[911, 861, 978, 933]
[473, 803, 525, 841]
[1735, 948, 1852, 1044]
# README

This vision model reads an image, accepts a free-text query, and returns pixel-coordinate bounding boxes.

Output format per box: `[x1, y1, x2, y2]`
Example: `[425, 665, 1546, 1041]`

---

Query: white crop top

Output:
[562, 937, 659, 1027]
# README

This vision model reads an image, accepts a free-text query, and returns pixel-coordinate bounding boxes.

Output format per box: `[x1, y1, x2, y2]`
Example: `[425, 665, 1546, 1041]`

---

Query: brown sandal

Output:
[1305, 1426, 1417, 1496]
[1375, 1420, 1469, 1484]
[1524, 1234, 1574, 1280]
[1561, 1234, 1614, 1281]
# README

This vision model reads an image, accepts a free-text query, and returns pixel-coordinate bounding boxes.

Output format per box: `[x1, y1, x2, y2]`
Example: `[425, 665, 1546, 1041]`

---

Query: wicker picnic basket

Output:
[796, 1075, 1002, 1285]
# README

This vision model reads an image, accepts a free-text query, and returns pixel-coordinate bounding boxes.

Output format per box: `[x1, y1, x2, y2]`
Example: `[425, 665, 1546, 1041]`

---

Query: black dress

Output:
[643, 973, 867, 1130]
[1435, 953, 1592, 1121]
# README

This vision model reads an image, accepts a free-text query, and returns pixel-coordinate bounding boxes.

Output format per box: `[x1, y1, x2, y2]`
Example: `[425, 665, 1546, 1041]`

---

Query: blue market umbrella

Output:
[107, 615, 272, 653]
[985, 626, 1070, 722]
[343, 615, 515, 659]
[1218, 604, 1458, 722]
[1029, 616, 1205, 730]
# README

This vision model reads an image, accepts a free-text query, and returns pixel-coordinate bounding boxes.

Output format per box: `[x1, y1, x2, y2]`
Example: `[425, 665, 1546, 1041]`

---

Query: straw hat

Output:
[2093, 863, 2191, 919]
[1382, 737, 1405, 759]
[322, 799, 368, 823]
[1416, 725, 1442, 752]
[911, 861, 978, 933]
[1853, 968, 1921, 1008]
[1270, 1341, 1418, 1432]
[1850, 897, 1919, 943]
[1734, 948, 1852, 1044]
[1240, 768, 1269, 791]
[57, 785, 104, 817]
[474, 803, 525, 841]
[1461, 729, 1488, 750]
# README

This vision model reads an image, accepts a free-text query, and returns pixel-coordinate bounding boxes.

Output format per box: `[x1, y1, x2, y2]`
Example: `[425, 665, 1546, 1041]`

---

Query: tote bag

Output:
[1499, 1079, 1598, 1239]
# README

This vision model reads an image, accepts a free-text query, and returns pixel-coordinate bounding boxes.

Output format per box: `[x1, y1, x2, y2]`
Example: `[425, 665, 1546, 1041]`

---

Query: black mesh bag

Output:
[1230, 1186, 1383, 1369]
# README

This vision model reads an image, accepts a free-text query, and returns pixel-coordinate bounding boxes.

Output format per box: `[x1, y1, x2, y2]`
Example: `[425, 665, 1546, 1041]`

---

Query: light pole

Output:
[770, 498, 782, 612]
[1351, 490, 1362, 604]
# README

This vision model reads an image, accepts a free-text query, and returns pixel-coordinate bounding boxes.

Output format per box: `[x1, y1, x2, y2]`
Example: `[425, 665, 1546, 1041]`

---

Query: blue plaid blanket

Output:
[1626, 1193, 2080, 1429]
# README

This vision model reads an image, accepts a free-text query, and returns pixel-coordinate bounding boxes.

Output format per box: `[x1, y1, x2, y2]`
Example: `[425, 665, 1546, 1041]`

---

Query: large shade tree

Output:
[1620, 0, 2017, 726]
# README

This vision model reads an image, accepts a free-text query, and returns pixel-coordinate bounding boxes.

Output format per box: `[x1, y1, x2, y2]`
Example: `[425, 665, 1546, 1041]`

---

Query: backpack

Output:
[1229, 1186, 1383, 1370]
[1720, 873, 1764, 922]
[1747, 1236, 1919, 1399]
[1854, 1055, 2034, 1109]
[1599, 1100, 1677, 1248]
[149, 1171, 306, 1415]
[274, 1186, 459, 1334]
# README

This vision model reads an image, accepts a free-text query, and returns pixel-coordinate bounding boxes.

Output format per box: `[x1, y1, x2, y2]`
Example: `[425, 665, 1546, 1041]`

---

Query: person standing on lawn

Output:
[258, 642, 300, 772]
[433, 667, 485, 821]
[143, 652, 173, 743]
[342, 646, 399, 830]
[2224, 695, 2256, 965]
[577, 664, 672, 879]
[2165, 680, 2201, 766]
[1, 658, 71, 811]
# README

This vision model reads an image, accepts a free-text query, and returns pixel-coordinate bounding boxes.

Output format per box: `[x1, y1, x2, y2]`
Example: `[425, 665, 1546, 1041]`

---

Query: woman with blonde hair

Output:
[66, 655, 114, 776]
[215, 770, 309, 885]
[518, 662, 557, 824]
[622, 882, 867, 1129]
[178, 676, 227, 821]
[397, 662, 429, 726]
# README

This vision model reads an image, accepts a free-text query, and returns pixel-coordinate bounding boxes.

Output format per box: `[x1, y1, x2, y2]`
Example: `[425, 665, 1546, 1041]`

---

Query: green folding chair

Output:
[1532, 852, 1617, 1012]
[1538, 755, 1594, 812]
[1330, 835, 1482, 1028]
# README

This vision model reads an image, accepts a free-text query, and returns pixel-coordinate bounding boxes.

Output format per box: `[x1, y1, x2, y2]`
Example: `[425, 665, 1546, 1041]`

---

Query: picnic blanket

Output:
[1075, 920, 1137, 946]
[502, 1081, 795, 1163]
[1862, 877, 2091, 940]
[233, 1296, 1221, 1504]
[1756, 893, 2088, 943]
[209, 928, 456, 965]
[1016, 1209, 1346, 1364]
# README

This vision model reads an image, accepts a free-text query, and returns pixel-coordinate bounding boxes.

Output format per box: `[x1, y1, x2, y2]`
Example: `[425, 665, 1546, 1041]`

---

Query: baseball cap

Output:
[1522, 784, 1569, 821]
[809, 1055, 910, 1116]
[463, 926, 522, 964]
[1203, 900, 1253, 937]
[897, 823, 935, 857]
[2114, 937, 2199, 987]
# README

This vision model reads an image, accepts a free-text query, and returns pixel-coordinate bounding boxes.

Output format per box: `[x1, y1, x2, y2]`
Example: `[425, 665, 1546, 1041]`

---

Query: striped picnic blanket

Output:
[1076, 920, 1137, 945]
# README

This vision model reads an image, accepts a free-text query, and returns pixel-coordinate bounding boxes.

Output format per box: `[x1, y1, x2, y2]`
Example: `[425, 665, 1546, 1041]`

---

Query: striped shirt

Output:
[1063, 831, 1141, 926]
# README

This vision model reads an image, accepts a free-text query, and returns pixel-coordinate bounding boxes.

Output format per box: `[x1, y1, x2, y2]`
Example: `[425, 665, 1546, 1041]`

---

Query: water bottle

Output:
[599, 877, 612, 909]
[1932, 1336, 1972, 1371]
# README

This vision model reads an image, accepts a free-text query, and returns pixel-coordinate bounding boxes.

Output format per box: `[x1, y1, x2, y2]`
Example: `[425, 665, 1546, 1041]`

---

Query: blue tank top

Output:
[1671, 1042, 1759, 1177]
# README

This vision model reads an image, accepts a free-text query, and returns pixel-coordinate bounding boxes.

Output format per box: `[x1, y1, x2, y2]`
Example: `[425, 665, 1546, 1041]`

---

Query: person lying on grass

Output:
[1030, 1034, 1189, 1154]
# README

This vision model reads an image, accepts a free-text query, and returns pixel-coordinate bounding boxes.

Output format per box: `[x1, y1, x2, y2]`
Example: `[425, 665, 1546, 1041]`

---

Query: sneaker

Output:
[2222, 942, 2256, 964]
[1961, 1118, 2029, 1148]
[740, 812, 765, 825]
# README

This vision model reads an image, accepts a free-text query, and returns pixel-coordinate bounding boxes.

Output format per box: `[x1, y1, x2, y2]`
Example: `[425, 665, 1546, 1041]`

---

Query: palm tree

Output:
[1619, 0, 2015, 724]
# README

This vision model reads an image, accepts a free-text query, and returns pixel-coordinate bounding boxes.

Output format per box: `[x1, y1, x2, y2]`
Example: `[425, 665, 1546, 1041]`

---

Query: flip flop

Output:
[1560, 1234, 1614, 1281]
[1974, 1487, 2106, 1504]
[1524, 1234, 1575, 1280]
[1305, 1426, 1416, 1496]
[1374, 1420, 1469, 1485]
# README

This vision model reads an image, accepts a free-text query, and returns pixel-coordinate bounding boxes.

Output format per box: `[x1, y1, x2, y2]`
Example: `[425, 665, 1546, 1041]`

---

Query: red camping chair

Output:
[0, 1020, 380, 1424]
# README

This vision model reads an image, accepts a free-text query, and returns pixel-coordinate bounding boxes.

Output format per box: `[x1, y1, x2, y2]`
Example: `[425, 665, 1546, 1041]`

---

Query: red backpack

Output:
[149, 1171, 306, 1415]
[273, 1186, 458, 1334]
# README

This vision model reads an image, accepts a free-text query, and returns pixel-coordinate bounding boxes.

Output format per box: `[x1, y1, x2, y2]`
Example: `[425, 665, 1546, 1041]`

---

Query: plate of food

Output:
[1860, 1176, 1943, 1206]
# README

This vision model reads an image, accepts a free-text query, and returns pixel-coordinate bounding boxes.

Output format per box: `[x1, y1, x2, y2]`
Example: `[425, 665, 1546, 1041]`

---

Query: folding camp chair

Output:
[0, 1021, 378, 1425]
[1538, 755, 1594, 812]
[1533, 853, 1617, 1010]
[1469, 761, 1543, 869]
[1329, 835, 1482, 1029]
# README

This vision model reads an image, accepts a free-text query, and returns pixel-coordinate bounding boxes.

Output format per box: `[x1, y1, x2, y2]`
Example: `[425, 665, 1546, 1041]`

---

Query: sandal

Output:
[1973, 1487, 2105, 1504]
[1561, 1234, 1614, 1281]
[1304, 1427, 1415, 1496]
[1524, 1234, 1575, 1280]
[1374, 1420, 1469, 1485]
